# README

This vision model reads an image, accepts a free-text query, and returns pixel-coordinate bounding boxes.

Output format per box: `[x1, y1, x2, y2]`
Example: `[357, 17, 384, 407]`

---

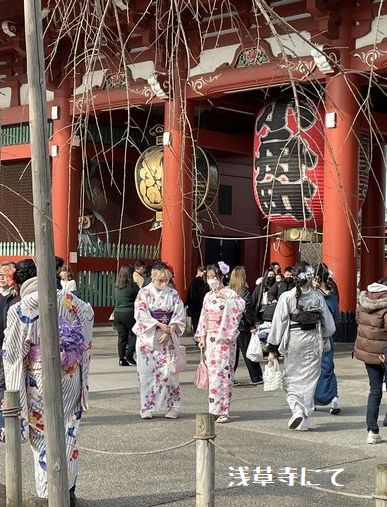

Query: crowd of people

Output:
[0, 255, 386, 504]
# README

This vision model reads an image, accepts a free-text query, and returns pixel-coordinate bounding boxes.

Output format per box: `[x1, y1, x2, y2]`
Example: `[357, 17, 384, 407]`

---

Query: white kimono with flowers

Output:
[196, 288, 245, 417]
[133, 284, 186, 417]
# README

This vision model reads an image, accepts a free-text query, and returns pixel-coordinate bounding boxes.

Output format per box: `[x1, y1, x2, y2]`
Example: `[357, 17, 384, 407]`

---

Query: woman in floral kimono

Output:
[133, 263, 186, 419]
[2, 259, 94, 506]
[197, 264, 245, 423]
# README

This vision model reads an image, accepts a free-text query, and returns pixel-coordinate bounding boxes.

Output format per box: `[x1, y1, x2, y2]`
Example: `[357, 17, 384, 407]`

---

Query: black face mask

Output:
[285, 276, 294, 284]
[266, 277, 275, 287]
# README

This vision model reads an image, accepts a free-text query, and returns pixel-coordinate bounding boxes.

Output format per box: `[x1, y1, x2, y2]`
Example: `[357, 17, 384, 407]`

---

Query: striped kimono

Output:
[2, 277, 94, 498]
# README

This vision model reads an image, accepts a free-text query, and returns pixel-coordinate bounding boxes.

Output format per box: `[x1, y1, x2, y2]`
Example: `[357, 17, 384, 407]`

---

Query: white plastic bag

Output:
[246, 330, 263, 362]
[263, 359, 283, 392]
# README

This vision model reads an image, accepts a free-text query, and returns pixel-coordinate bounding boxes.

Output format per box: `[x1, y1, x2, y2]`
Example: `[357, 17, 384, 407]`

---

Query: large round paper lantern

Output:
[253, 99, 370, 229]
[253, 99, 324, 228]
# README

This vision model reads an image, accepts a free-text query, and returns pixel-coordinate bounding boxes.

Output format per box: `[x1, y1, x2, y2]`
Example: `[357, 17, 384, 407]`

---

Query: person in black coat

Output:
[230, 266, 263, 385]
[267, 266, 295, 303]
[186, 266, 209, 334]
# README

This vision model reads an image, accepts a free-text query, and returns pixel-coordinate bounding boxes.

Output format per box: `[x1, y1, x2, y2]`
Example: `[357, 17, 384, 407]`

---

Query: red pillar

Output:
[161, 97, 194, 297]
[51, 87, 80, 269]
[269, 224, 298, 271]
[360, 145, 386, 289]
[322, 75, 359, 311]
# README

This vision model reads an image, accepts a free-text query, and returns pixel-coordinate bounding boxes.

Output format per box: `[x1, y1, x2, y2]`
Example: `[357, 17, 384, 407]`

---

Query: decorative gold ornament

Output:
[134, 145, 219, 228]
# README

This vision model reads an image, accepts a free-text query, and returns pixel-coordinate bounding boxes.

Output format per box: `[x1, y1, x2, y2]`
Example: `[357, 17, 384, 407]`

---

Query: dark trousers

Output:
[234, 331, 263, 383]
[114, 309, 136, 361]
[365, 363, 384, 433]
[191, 311, 201, 334]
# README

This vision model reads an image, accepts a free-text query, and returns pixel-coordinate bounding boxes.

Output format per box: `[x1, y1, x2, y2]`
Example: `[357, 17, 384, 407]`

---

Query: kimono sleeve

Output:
[195, 293, 209, 338]
[133, 288, 159, 335]
[170, 292, 186, 336]
[77, 301, 94, 411]
[2, 303, 31, 441]
[2, 303, 31, 392]
[320, 298, 336, 338]
[267, 292, 290, 348]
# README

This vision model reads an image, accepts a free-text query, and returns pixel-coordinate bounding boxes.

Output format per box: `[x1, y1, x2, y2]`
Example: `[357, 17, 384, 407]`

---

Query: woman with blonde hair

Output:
[197, 264, 245, 423]
[133, 262, 186, 419]
[230, 266, 263, 385]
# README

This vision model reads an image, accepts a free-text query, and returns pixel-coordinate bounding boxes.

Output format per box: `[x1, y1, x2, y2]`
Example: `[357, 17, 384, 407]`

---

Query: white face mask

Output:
[208, 279, 220, 290]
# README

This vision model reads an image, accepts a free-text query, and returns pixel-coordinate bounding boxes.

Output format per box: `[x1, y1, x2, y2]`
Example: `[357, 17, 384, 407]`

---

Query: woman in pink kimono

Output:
[133, 263, 186, 419]
[197, 264, 245, 423]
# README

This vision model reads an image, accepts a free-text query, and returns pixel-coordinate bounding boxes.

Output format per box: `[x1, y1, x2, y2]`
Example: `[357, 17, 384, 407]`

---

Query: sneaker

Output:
[119, 359, 130, 366]
[215, 416, 229, 424]
[126, 357, 137, 366]
[296, 417, 310, 431]
[141, 413, 153, 419]
[250, 379, 264, 385]
[330, 397, 341, 415]
[233, 379, 240, 386]
[165, 408, 179, 419]
[288, 411, 304, 430]
[367, 431, 382, 444]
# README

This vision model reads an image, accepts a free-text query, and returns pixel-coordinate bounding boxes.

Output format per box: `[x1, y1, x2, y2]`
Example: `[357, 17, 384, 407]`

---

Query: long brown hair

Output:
[229, 266, 246, 295]
[115, 266, 134, 289]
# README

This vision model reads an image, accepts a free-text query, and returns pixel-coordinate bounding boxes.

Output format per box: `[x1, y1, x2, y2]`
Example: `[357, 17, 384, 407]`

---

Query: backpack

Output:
[290, 309, 321, 331]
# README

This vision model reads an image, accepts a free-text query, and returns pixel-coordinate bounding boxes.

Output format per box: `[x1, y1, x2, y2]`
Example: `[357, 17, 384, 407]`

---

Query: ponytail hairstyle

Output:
[293, 260, 314, 309]
[315, 262, 339, 302]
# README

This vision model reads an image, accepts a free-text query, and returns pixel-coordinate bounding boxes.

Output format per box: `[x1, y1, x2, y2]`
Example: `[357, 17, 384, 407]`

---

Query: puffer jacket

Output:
[354, 287, 387, 364]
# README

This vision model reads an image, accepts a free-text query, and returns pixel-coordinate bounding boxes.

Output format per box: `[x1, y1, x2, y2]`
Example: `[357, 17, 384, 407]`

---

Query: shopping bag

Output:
[263, 359, 283, 392]
[170, 331, 187, 374]
[194, 349, 209, 390]
[246, 330, 264, 362]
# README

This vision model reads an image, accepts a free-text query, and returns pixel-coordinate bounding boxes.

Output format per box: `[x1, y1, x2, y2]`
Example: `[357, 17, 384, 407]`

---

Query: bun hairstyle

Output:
[206, 264, 223, 281]
[14, 259, 37, 286]
[293, 260, 314, 309]
[151, 261, 172, 281]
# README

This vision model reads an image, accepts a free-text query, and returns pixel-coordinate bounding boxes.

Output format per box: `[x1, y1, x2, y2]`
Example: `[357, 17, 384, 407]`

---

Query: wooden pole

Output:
[23, 1, 70, 505]
[375, 464, 387, 507]
[195, 413, 215, 507]
[4, 391, 22, 507]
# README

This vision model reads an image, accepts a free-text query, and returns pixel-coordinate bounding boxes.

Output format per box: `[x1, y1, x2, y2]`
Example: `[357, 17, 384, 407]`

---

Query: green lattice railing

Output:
[0, 123, 53, 146]
[0, 242, 35, 256]
[77, 270, 115, 307]
[78, 242, 159, 260]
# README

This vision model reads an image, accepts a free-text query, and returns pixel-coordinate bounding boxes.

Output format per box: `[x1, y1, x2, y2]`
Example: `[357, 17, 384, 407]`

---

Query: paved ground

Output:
[0, 326, 386, 506]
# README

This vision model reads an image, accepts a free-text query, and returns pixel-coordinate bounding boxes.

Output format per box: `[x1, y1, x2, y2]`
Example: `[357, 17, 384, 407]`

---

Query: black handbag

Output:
[290, 310, 321, 330]
[260, 303, 277, 322]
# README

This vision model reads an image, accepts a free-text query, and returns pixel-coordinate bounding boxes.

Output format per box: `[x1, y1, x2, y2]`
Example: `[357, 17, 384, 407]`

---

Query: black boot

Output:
[70, 485, 77, 507]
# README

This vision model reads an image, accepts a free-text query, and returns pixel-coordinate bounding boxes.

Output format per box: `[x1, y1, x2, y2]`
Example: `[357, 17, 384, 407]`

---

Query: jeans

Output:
[114, 309, 136, 361]
[365, 363, 385, 433]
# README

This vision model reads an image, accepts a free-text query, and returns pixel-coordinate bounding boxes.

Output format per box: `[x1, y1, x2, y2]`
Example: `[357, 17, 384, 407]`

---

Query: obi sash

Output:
[206, 311, 222, 332]
[28, 317, 87, 369]
[150, 309, 173, 324]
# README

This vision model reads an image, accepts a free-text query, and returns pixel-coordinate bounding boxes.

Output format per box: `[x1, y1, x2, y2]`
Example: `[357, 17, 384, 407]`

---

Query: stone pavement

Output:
[0, 326, 386, 507]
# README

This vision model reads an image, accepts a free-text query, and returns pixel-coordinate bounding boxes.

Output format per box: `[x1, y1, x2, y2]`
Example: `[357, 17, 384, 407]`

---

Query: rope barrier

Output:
[76, 438, 195, 456]
[209, 439, 252, 466]
[2, 406, 20, 418]
[208, 439, 374, 500]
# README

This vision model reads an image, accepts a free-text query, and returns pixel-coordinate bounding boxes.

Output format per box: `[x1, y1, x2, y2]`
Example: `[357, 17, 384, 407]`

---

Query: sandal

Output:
[215, 416, 229, 424]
